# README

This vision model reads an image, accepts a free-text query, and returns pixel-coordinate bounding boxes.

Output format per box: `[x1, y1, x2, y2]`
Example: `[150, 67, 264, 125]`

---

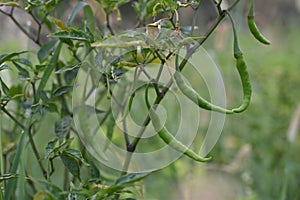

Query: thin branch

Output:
[106, 12, 114, 35]
[121, 107, 131, 148]
[139, 64, 153, 81]
[0, 7, 41, 46]
[28, 10, 42, 44]
[228, 0, 241, 12]
[0, 107, 25, 129]
[27, 124, 47, 179]
[31, 81, 37, 104]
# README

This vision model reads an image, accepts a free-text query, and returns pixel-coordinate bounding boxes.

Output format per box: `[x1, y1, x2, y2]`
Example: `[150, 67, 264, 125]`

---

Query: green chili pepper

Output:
[247, 0, 271, 45]
[227, 12, 252, 113]
[149, 107, 212, 162]
[232, 56, 252, 113]
[174, 54, 233, 114]
[174, 72, 234, 114]
[174, 13, 252, 114]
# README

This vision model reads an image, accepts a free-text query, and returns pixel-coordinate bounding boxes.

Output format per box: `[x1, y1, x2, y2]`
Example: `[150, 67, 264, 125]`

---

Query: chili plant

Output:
[0, 0, 270, 199]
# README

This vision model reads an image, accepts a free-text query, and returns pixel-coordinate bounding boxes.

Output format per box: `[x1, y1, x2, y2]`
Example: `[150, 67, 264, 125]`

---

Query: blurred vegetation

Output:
[0, 0, 300, 199]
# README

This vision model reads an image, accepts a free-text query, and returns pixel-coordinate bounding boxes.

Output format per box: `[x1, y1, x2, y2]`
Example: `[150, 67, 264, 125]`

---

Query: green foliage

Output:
[0, 0, 282, 199]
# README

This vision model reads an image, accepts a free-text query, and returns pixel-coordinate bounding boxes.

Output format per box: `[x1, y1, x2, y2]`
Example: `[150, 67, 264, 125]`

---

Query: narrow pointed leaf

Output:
[12, 58, 32, 67]
[37, 41, 62, 98]
[53, 86, 73, 97]
[0, 77, 10, 96]
[115, 172, 150, 186]
[60, 151, 81, 180]
[37, 40, 57, 63]
[54, 116, 72, 141]
[12, 61, 30, 78]
[49, 29, 90, 41]
[0, 2, 21, 8]
[0, 51, 27, 65]
[0, 64, 9, 71]
[67, 2, 90, 26]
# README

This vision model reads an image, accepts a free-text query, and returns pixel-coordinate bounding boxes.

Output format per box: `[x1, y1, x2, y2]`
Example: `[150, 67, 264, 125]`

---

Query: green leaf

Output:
[92, 40, 147, 48]
[52, 86, 73, 97]
[59, 38, 74, 47]
[0, 51, 27, 65]
[16, 149, 26, 199]
[30, 103, 46, 123]
[64, 69, 78, 85]
[0, 64, 9, 71]
[55, 64, 80, 74]
[49, 29, 90, 41]
[83, 6, 95, 32]
[45, 138, 58, 158]
[8, 84, 22, 98]
[37, 40, 57, 63]
[67, 1, 95, 31]
[4, 131, 26, 200]
[0, 2, 21, 8]
[37, 90, 48, 102]
[54, 116, 72, 141]
[37, 41, 62, 98]
[0, 77, 10, 96]
[46, 138, 74, 159]
[67, 1, 89, 26]
[44, 16, 54, 31]
[64, 149, 89, 166]
[89, 161, 100, 181]
[35, 64, 46, 72]
[92, 30, 147, 48]
[115, 172, 150, 186]
[45, 102, 58, 113]
[12, 61, 30, 79]
[97, 172, 149, 198]
[12, 58, 32, 67]
[60, 151, 81, 180]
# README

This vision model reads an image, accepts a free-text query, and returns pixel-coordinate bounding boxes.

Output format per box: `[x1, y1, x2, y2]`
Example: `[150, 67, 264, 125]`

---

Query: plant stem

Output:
[28, 10, 42, 44]
[121, 109, 131, 150]
[106, 12, 114, 35]
[228, 0, 241, 12]
[27, 124, 47, 179]
[31, 81, 37, 104]
[0, 107, 25, 129]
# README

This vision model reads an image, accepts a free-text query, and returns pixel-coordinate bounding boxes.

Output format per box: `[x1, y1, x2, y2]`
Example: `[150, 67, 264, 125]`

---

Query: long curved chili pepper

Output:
[174, 71, 234, 114]
[227, 12, 252, 113]
[247, 0, 271, 45]
[149, 107, 212, 162]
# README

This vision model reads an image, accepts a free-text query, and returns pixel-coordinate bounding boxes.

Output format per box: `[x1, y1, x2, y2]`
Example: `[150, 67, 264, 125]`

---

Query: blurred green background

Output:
[1, 0, 300, 199]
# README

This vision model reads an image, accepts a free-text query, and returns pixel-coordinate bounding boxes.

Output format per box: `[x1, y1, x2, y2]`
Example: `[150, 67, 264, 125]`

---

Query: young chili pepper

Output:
[247, 0, 271, 45]
[149, 107, 212, 162]
[227, 12, 252, 113]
